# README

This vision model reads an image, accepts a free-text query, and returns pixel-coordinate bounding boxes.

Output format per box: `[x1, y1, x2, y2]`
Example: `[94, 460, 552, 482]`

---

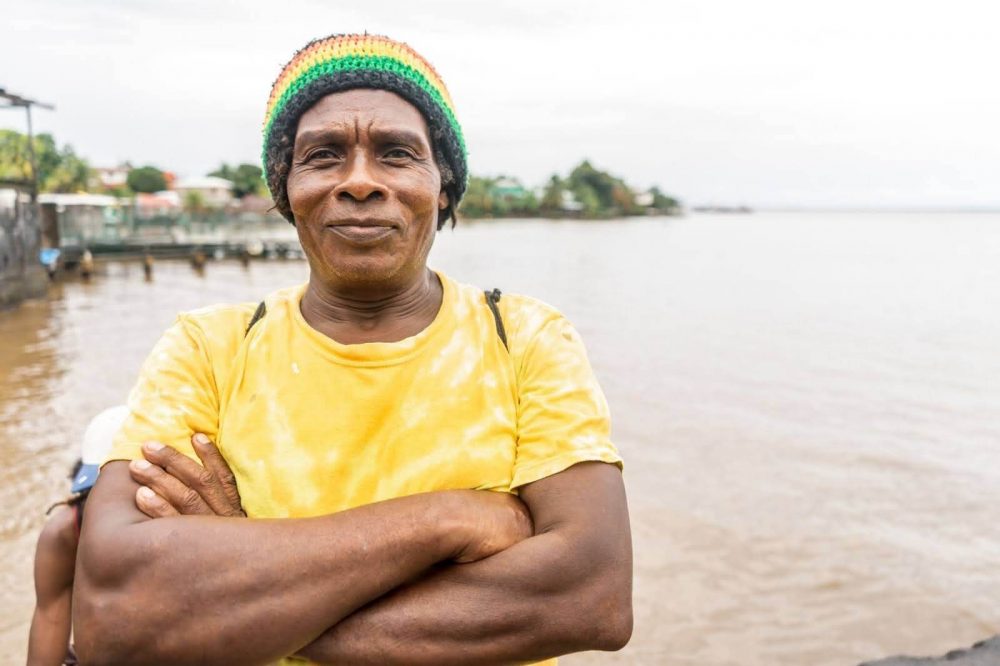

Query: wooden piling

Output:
[80, 250, 94, 280]
[190, 248, 207, 271]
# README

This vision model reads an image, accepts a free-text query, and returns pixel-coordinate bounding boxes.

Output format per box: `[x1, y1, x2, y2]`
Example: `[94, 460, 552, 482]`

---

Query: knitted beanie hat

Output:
[262, 34, 468, 228]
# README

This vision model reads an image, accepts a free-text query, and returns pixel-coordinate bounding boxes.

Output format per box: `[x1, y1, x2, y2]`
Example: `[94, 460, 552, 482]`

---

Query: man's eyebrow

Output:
[295, 127, 349, 147]
[371, 128, 430, 148]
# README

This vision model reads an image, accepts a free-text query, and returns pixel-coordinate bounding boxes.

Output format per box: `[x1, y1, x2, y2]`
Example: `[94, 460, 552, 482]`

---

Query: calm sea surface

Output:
[2, 213, 999, 664]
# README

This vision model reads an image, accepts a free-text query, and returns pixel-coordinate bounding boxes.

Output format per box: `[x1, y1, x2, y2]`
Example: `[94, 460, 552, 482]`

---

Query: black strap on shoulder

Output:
[484, 288, 508, 351]
[245, 300, 267, 336]
[245, 294, 506, 349]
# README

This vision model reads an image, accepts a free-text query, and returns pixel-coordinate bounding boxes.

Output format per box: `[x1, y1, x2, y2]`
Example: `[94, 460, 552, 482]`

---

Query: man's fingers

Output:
[135, 486, 180, 519]
[141, 441, 233, 516]
[129, 457, 212, 516]
[191, 434, 245, 517]
[142, 441, 203, 485]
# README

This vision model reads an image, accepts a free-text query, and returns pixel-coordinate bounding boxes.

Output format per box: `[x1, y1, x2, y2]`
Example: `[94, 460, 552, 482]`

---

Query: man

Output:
[75, 34, 632, 665]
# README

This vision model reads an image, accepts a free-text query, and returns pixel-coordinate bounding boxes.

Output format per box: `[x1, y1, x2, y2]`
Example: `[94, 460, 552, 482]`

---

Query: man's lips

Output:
[324, 221, 396, 243]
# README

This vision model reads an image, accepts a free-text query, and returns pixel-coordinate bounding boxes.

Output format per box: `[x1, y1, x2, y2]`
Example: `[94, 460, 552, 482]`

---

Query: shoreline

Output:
[861, 636, 1000, 665]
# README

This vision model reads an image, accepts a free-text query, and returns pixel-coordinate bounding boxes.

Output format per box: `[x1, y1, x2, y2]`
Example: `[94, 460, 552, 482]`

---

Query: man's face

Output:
[286, 89, 447, 288]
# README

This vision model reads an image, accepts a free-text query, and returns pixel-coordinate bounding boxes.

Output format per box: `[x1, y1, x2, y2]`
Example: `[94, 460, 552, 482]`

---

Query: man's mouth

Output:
[325, 220, 396, 244]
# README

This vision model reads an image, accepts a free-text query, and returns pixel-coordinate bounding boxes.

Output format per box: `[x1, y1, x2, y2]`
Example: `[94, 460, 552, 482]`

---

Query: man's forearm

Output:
[298, 462, 633, 666]
[75, 463, 473, 666]
[298, 529, 632, 665]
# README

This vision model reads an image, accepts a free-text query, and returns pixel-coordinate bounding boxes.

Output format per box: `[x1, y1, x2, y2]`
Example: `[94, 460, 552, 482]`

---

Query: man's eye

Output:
[385, 148, 414, 160]
[307, 149, 339, 161]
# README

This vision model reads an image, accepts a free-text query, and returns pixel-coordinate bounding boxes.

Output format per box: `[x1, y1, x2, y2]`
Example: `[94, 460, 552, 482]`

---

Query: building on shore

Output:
[135, 191, 181, 217]
[37, 193, 126, 248]
[93, 163, 132, 192]
[173, 176, 235, 209]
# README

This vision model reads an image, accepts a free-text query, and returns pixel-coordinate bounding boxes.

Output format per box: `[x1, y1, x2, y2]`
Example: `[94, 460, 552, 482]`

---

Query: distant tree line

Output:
[126, 166, 166, 193]
[458, 160, 680, 219]
[0, 131, 681, 218]
[0, 131, 268, 201]
[208, 163, 266, 199]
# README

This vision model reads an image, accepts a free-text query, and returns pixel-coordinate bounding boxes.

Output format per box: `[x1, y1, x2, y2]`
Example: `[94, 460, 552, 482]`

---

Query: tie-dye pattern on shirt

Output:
[107, 270, 621, 665]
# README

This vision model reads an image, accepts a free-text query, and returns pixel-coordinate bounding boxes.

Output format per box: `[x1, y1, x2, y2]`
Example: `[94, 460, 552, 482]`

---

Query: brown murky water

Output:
[2, 214, 999, 664]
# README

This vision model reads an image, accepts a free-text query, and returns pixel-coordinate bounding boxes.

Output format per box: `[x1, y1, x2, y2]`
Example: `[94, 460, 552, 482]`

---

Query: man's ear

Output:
[438, 190, 449, 210]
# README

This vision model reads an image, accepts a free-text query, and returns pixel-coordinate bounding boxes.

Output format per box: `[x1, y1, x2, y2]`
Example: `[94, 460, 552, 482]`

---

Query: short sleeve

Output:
[510, 308, 622, 489]
[104, 316, 220, 466]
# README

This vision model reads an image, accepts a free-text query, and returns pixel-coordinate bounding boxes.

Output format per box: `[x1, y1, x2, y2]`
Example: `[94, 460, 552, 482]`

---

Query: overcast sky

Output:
[4, 0, 999, 208]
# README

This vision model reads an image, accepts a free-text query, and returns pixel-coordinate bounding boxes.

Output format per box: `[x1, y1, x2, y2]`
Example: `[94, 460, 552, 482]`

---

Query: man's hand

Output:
[127, 433, 245, 518]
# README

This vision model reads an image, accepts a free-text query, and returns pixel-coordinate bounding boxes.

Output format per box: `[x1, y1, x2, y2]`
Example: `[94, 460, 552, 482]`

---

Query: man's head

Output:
[262, 34, 467, 230]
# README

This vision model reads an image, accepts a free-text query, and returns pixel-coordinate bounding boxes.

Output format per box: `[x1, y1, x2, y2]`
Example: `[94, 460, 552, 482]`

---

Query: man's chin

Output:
[316, 255, 409, 290]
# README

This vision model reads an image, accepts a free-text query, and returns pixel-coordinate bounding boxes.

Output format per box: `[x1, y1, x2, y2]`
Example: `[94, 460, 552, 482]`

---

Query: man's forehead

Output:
[298, 89, 429, 132]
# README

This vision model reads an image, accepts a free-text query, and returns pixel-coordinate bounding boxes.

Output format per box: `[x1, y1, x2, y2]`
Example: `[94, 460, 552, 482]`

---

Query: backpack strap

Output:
[484, 288, 508, 351]
[245, 300, 267, 337]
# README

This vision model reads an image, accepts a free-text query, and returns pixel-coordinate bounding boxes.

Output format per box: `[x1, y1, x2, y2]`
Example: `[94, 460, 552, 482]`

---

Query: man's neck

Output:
[300, 269, 443, 344]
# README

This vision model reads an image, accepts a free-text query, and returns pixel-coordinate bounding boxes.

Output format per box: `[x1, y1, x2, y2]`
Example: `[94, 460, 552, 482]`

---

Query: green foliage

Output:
[44, 146, 92, 193]
[567, 160, 642, 217]
[0, 130, 43, 182]
[539, 175, 565, 214]
[575, 185, 602, 217]
[649, 186, 680, 212]
[103, 184, 132, 197]
[127, 166, 167, 193]
[209, 162, 264, 198]
[183, 189, 206, 213]
[461, 161, 682, 219]
[458, 175, 538, 218]
[0, 130, 92, 192]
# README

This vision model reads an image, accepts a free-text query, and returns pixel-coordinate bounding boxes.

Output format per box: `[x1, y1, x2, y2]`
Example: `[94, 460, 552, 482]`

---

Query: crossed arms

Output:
[74, 439, 633, 665]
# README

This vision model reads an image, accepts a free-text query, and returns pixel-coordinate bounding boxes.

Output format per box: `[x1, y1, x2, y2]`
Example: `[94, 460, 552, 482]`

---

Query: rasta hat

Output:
[262, 34, 468, 229]
[71, 405, 129, 494]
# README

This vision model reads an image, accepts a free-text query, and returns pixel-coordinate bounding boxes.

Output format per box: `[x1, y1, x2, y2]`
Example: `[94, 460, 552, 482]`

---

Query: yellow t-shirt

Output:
[108, 270, 621, 664]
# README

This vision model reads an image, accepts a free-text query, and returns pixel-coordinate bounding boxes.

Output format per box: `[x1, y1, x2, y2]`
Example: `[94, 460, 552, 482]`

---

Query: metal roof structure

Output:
[0, 88, 55, 111]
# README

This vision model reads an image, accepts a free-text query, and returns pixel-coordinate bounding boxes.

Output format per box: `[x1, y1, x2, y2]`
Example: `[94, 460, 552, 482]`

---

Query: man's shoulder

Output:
[496, 292, 563, 329]
[443, 273, 562, 325]
[176, 284, 304, 341]
[442, 273, 568, 355]
[179, 301, 257, 329]
[491, 289, 565, 346]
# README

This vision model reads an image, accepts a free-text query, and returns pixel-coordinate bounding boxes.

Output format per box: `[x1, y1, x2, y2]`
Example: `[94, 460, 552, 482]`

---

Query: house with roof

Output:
[173, 176, 235, 208]
[94, 163, 132, 191]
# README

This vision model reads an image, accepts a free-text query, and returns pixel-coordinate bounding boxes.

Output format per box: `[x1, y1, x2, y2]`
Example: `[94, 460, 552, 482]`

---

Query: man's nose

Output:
[334, 153, 388, 203]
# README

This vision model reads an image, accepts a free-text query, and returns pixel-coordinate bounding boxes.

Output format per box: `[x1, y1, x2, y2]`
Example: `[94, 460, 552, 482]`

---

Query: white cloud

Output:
[3, 0, 998, 207]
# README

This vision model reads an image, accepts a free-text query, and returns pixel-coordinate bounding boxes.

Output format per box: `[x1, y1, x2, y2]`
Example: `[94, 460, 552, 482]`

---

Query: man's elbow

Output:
[75, 587, 190, 666]
[73, 541, 161, 664]
[590, 587, 633, 652]
[73, 588, 140, 666]
[555, 570, 632, 652]
[549, 535, 633, 652]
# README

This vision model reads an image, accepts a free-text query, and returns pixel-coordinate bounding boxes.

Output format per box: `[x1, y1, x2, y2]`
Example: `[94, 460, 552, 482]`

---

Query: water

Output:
[2, 213, 999, 664]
